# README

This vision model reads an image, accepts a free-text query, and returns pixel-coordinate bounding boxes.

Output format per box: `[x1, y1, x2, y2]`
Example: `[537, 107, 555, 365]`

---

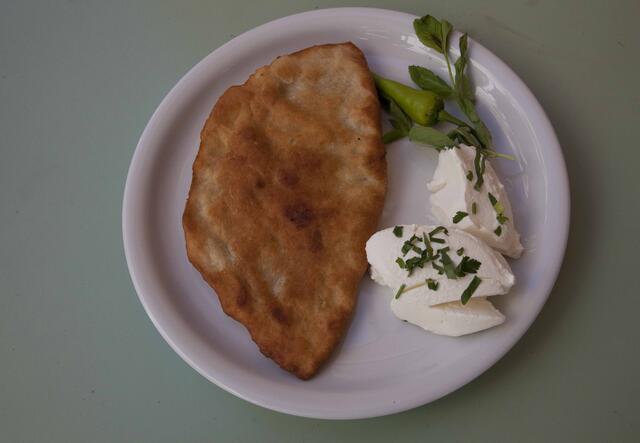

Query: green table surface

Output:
[1, 0, 638, 441]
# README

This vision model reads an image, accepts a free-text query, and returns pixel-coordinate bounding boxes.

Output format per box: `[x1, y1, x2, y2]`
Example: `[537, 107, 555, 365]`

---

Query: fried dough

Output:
[183, 42, 386, 379]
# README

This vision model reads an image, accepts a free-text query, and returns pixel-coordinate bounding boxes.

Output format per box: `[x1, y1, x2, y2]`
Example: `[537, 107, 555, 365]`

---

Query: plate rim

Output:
[122, 7, 570, 419]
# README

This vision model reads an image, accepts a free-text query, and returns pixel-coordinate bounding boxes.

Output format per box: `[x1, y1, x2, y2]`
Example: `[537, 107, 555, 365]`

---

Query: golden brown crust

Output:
[183, 42, 386, 379]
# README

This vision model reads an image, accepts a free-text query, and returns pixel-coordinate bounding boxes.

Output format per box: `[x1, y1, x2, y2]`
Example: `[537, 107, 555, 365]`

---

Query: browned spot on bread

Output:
[236, 286, 249, 307]
[270, 306, 289, 325]
[278, 170, 299, 187]
[283, 202, 314, 228]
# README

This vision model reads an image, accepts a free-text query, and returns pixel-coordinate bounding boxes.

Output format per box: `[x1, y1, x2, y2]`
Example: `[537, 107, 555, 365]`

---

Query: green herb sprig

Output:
[375, 14, 516, 193]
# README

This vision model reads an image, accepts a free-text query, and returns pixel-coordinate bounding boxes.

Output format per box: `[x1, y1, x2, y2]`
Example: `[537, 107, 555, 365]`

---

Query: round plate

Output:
[123, 8, 569, 419]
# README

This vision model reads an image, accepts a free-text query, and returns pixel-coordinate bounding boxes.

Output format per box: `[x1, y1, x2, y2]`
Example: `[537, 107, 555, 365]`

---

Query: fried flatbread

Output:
[183, 42, 386, 379]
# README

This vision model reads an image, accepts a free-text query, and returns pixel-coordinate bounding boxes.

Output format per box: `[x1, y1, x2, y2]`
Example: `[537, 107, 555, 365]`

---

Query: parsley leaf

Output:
[457, 256, 481, 275]
[409, 125, 455, 150]
[409, 65, 453, 97]
[393, 226, 404, 237]
[494, 226, 502, 236]
[413, 15, 446, 53]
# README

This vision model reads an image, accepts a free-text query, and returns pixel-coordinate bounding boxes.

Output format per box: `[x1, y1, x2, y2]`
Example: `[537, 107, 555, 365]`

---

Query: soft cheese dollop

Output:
[366, 225, 515, 306]
[391, 296, 505, 337]
[427, 144, 524, 258]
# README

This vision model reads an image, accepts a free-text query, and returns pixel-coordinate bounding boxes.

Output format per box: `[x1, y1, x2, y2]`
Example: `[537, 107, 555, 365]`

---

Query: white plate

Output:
[123, 8, 569, 419]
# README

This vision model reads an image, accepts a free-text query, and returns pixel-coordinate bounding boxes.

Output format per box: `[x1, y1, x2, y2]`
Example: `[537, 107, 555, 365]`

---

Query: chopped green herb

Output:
[456, 247, 464, 256]
[488, 193, 509, 225]
[466, 170, 473, 181]
[457, 256, 481, 275]
[429, 226, 449, 236]
[473, 148, 486, 190]
[432, 262, 445, 274]
[393, 226, 404, 237]
[422, 233, 433, 256]
[471, 202, 477, 214]
[439, 250, 459, 279]
[401, 235, 421, 255]
[452, 211, 468, 224]
[395, 284, 407, 299]
[405, 255, 428, 269]
[396, 232, 440, 276]
[429, 226, 448, 244]
[427, 278, 439, 290]
[494, 226, 502, 236]
[404, 258, 420, 276]
[461, 276, 482, 305]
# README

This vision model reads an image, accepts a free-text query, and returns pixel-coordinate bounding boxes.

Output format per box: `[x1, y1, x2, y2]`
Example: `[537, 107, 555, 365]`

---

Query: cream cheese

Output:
[427, 144, 523, 258]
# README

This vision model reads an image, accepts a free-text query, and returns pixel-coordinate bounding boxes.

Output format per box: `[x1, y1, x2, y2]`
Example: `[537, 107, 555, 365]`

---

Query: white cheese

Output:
[427, 144, 524, 258]
[365, 225, 514, 306]
[391, 296, 505, 336]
